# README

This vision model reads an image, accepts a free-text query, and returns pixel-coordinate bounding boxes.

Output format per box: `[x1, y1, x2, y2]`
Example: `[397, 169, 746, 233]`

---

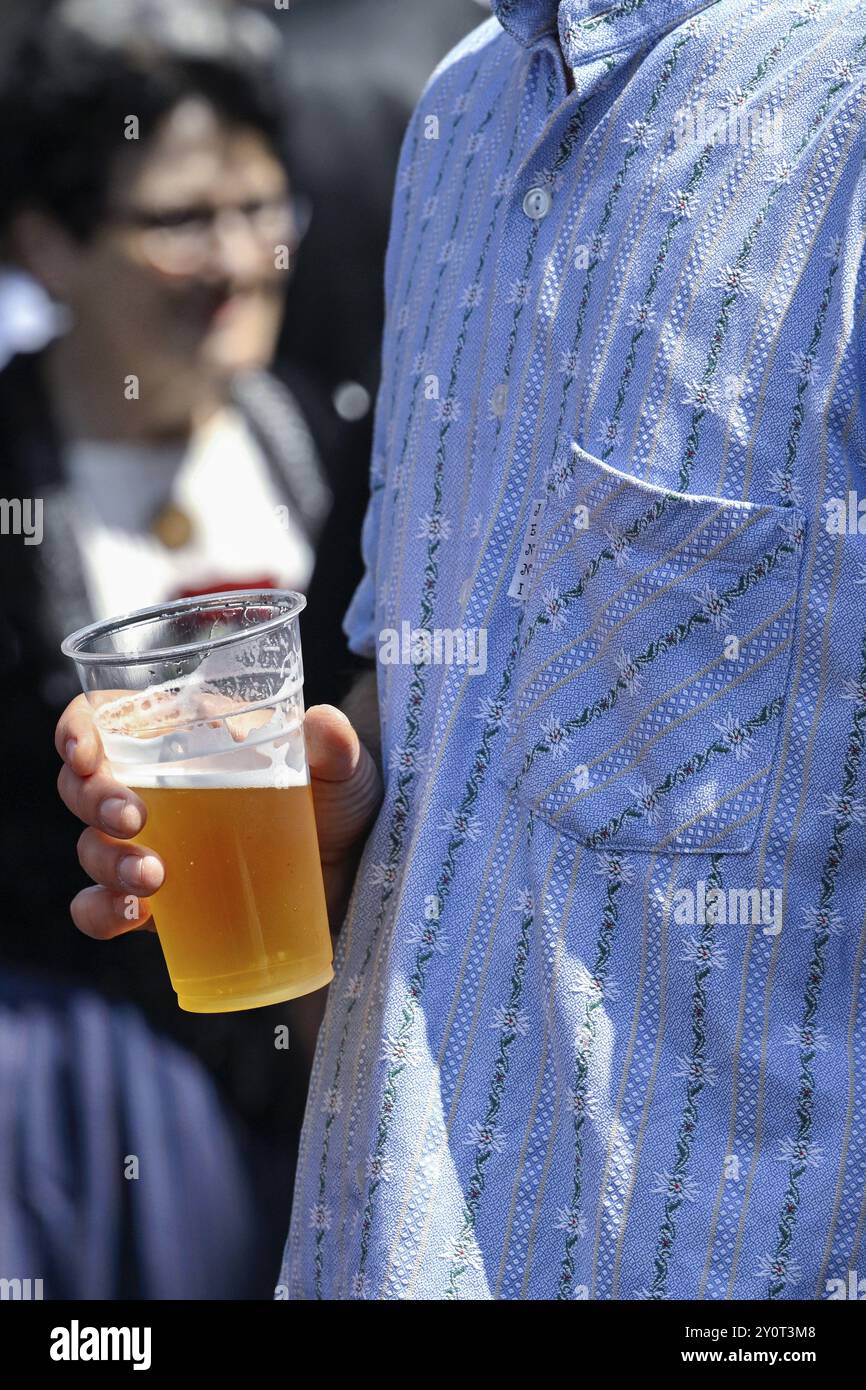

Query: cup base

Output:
[176, 962, 335, 1013]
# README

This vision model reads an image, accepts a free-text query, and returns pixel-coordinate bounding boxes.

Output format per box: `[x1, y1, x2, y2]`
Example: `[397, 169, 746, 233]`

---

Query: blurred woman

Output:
[0, 0, 332, 1245]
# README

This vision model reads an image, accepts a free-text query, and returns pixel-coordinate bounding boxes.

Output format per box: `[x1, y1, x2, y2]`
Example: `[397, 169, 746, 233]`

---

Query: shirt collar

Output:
[491, 1, 719, 67]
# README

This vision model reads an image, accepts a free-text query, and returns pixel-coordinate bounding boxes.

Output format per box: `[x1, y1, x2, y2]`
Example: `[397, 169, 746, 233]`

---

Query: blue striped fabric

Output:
[280, 0, 866, 1299]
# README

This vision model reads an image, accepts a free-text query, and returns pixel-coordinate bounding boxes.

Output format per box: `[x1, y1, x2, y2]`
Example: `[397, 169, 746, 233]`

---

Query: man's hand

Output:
[55, 694, 383, 939]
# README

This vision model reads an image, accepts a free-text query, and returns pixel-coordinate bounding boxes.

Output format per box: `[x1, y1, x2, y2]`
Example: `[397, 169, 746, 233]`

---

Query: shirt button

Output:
[523, 186, 552, 220]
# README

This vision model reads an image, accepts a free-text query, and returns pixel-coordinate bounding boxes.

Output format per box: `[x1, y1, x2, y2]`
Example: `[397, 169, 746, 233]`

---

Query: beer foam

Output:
[95, 674, 307, 789]
[126, 766, 310, 791]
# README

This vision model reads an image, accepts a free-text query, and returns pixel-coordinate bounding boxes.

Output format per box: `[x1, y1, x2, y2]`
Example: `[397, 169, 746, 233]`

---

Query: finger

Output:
[57, 761, 147, 837]
[304, 704, 361, 782]
[55, 693, 106, 778]
[70, 885, 156, 939]
[77, 827, 164, 895]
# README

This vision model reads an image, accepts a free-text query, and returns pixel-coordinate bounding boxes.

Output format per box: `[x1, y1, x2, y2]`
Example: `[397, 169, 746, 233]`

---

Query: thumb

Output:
[304, 705, 382, 860]
[304, 704, 363, 781]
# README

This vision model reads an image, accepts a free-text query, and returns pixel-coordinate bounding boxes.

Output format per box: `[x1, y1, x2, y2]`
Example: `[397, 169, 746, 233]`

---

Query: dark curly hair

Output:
[0, 0, 289, 242]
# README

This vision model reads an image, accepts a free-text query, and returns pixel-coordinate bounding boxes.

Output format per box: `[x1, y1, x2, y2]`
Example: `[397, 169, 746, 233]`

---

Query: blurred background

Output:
[0, 0, 487, 1298]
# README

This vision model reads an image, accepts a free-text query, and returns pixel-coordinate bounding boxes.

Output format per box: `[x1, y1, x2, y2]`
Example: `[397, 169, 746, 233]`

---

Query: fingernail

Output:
[100, 798, 142, 835]
[65, 738, 78, 765]
[118, 854, 161, 890]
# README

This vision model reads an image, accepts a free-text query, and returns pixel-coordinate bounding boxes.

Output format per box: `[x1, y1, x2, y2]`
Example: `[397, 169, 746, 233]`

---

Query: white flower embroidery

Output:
[554, 1207, 587, 1236]
[566, 1086, 598, 1118]
[823, 234, 843, 263]
[416, 510, 452, 541]
[389, 745, 427, 776]
[717, 85, 749, 112]
[829, 57, 854, 85]
[437, 807, 483, 840]
[433, 395, 462, 424]
[756, 1252, 802, 1283]
[475, 695, 511, 729]
[768, 466, 803, 506]
[622, 116, 657, 149]
[506, 278, 531, 305]
[406, 921, 449, 955]
[366, 1152, 394, 1182]
[461, 281, 484, 310]
[560, 349, 581, 377]
[309, 1202, 332, 1232]
[819, 792, 866, 824]
[540, 714, 572, 760]
[779, 513, 805, 549]
[380, 1034, 422, 1068]
[673, 1055, 718, 1086]
[597, 415, 623, 446]
[682, 378, 720, 411]
[765, 158, 795, 186]
[663, 187, 696, 219]
[652, 1170, 699, 1202]
[605, 526, 631, 567]
[681, 936, 727, 970]
[465, 1120, 506, 1153]
[782, 1023, 829, 1051]
[594, 851, 635, 885]
[440, 1233, 483, 1270]
[540, 584, 569, 629]
[616, 648, 644, 694]
[544, 459, 576, 497]
[788, 350, 817, 384]
[491, 1004, 530, 1036]
[572, 962, 621, 1003]
[776, 1137, 824, 1167]
[631, 777, 661, 825]
[692, 581, 733, 630]
[626, 300, 656, 328]
[369, 861, 399, 888]
[513, 887, 534, 916]
[322, 1086, 343, 1117]
[344, 974, 364, 1002]
[712, 262, 755, 297]
[801, 904, 846, 936]
[714, 712, 754, 761]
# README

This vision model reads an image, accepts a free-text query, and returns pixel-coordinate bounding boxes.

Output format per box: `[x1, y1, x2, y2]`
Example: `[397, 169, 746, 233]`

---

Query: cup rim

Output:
[60, 589, 307, 666]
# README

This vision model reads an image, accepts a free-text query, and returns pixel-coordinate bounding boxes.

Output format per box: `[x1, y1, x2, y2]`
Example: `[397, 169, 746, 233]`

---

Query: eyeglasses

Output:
[104, 193, 312, 275]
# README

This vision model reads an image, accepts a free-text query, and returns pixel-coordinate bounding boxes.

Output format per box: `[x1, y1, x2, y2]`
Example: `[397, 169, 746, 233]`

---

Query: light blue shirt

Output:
[279, 0, 866, 1299]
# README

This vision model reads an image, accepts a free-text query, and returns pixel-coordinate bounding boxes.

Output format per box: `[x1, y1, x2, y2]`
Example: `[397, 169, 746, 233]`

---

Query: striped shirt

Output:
[279, 0, 866, 1299]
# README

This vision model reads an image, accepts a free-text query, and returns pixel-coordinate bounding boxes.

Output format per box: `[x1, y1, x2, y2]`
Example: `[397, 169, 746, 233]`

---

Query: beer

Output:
[62, 589, 334, 1013]
[129, 780, 333, 1013]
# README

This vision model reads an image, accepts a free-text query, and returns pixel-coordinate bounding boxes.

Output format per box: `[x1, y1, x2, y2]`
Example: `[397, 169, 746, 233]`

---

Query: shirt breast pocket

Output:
[496, 443, 806, 854]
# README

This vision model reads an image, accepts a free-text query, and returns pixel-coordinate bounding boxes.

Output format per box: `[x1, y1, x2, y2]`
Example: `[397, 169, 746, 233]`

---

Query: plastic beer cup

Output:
[61, 590, 334, 1012]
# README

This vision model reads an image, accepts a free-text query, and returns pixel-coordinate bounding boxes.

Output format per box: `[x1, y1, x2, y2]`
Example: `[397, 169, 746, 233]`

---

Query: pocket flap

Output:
[497, 442, 806, 853]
